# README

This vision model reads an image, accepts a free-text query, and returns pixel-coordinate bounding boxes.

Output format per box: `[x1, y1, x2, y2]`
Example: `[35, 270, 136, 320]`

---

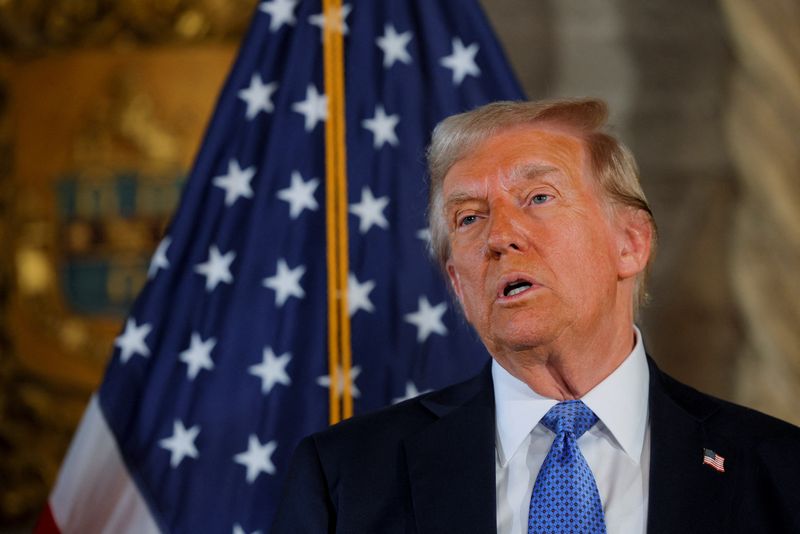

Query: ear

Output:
[616, 208, 653, 280]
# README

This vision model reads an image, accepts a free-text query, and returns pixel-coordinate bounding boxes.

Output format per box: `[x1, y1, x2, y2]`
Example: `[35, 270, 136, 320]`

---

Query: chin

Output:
[486, 314, 563, 353]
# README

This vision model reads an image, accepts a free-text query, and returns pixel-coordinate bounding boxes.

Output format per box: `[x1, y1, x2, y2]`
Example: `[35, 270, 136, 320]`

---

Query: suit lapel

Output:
[646, 359, 739, 533]
[403, 365, 497, 534]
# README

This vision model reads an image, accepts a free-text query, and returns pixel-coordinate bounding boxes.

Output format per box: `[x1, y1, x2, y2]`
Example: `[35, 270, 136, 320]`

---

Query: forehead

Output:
[444, 124, 587, 189]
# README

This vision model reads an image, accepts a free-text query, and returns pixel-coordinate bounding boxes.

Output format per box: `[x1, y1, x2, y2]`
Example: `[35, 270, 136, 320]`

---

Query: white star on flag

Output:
[114, 318, 152, 364]
[309, 4, 352, 36]
[237, 74, 278, 120]
[194, 245, 235, 292]
[262, 259, 305, 306]
[440, 37, 481, 85]
[159, 420, 200, 468]
[148, 236, 171, 279]
[404, 296, 449, 342]
[213, 159, 256, 206]
[393, 381, 432, 404]
[179, 332, 216, 381]
[277, 171, 320, 219]
[362, 105, 400, 149]
[249, 347, 292, 395]
[415, 227, 431, 245]
[233, 525, 262, 534]
[291, 84, 328, 131]
[348, 272, 375, 316]
[234, 435, 277, 484]
[349, 186, 389, 234]
[316, 365, 362, 398]
[258, 0, 298, 32]
[376, 24, 413, 68]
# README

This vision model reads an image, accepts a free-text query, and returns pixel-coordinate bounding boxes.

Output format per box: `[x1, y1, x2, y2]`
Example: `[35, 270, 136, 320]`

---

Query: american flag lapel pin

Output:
[703, 448, 726, 473]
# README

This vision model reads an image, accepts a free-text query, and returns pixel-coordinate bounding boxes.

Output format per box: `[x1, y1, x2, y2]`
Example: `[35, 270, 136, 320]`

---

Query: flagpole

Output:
[322, 0, 352, 424]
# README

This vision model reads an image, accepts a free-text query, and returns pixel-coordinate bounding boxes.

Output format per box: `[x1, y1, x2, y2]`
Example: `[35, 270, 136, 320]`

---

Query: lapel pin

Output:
[703, 448, 725, 473]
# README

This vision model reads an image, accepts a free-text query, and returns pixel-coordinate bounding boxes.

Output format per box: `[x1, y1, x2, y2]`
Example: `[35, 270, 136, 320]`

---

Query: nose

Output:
[486, 203, 527, 257]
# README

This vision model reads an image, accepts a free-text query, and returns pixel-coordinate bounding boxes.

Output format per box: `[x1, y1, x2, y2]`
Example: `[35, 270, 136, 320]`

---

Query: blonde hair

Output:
[426, 98, 657, 307]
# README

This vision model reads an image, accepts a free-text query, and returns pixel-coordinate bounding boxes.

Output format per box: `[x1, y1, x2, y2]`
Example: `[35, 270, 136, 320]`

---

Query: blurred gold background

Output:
[1, 0, 798, 529]
[0, 0, 252, 528]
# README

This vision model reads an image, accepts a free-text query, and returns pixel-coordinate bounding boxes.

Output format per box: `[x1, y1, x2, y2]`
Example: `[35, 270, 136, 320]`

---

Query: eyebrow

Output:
[444, 163, 561, 211]
[444, 192, 479, 213]
[509, 163, 560, 182]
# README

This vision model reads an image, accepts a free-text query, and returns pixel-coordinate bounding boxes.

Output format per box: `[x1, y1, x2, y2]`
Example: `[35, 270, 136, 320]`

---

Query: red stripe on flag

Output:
[703, 454, 725, 472]
[33, 503, 62, 534]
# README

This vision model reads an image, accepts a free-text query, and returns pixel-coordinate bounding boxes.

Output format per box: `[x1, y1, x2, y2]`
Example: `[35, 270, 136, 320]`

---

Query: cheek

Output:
[455, 266, 483, 304]
[546, 224, 618, 286]
[449, 261, 488, 319]
[449, 240, 485, 285]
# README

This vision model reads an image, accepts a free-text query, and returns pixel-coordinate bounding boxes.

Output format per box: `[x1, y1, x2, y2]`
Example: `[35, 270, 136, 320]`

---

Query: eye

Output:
[458, 214, 478, 227]
[530, 193, 551, 205]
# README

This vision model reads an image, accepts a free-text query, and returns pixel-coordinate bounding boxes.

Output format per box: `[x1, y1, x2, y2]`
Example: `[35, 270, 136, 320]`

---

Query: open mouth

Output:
[503, 280, 533, 297]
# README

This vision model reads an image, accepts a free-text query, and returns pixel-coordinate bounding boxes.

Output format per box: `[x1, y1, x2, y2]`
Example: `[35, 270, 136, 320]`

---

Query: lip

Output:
[495, 272, 540, 302]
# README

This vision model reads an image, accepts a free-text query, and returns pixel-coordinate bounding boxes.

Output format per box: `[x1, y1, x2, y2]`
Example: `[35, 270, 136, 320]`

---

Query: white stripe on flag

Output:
[50, 395, 160, 534]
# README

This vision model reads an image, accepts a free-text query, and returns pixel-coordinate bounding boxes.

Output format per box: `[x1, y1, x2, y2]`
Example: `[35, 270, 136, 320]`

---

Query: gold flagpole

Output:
[322, 0, 352, 424]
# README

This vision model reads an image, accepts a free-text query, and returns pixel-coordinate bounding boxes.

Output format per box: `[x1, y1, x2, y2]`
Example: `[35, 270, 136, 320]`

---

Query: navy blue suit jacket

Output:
[272, 358, 800, 533]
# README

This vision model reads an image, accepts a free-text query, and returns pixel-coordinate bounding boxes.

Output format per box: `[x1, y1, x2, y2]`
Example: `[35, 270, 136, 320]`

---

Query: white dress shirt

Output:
[494, 327, 651, 534]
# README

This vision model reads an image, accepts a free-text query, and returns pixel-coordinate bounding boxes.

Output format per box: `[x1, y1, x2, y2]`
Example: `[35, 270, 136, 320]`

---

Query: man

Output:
[272, 99, 800, 533]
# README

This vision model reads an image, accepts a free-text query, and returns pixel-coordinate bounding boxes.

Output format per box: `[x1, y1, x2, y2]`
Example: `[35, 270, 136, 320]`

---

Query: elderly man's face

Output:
[443, 125, 637, 356]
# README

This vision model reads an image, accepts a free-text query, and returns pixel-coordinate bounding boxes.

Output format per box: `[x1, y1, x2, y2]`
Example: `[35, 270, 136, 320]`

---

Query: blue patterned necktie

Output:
[528, 400, 607, 534]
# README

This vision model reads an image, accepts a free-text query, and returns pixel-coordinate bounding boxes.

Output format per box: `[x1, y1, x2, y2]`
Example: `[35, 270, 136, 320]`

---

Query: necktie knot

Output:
[541, 400, 598, 438]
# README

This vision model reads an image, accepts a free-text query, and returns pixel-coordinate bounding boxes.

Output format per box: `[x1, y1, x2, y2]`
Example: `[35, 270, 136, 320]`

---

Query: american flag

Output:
[41, 0, 524, 532]
[703, 448, 726, 473]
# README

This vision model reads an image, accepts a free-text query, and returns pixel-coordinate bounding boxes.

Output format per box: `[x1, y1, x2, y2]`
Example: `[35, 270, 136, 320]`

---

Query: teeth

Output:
[505, 282, 531, 297]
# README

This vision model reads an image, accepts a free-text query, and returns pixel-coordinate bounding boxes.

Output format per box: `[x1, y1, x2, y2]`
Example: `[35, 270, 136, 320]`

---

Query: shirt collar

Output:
[581, 326, 649, 464]
[493, 326, 650, 467]
[493, 358, 557, 466]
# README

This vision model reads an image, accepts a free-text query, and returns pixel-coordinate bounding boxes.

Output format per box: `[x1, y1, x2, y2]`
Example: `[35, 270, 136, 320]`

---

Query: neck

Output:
[492, 319, 636, 400]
